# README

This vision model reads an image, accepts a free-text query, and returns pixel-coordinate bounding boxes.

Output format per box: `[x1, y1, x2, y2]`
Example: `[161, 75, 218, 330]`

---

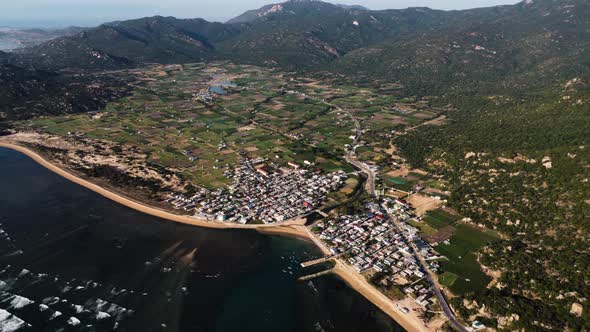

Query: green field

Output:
[409, 219, 437, 236]
[384, 176, 413, 191]
[424, 209, 458, 229]
[24, 62, 446, 192]
[438, 272, 459, 287]
[437, 224, 500, 294]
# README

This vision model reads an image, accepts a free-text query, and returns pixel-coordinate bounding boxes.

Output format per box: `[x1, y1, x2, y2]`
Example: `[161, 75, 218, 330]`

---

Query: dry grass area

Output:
[423, 187, 450, 196]
[341, 177, 358, 195]
[385, 190, 409, 198]
[424, 225, 455, 244]
[2, 132, 191, 193]
[407, 193, 444, 217]
[425, 115, 447, 126]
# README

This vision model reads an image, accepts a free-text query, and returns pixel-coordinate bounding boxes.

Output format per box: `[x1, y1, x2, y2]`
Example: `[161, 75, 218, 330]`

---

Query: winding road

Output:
[291, 90, 468, 331]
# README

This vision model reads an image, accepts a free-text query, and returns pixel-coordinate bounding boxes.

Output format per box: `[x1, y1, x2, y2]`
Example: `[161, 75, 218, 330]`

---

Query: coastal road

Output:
[387, 212, 469, 332]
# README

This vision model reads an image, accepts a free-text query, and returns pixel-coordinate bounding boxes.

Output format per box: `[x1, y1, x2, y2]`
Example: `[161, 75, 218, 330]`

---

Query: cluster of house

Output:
[314, 200, 441, 309]
[403, 283, 436, 309]
[174, 159, 347, 224]
[167, 190, 209, 213]
[193, 89, 214, 103]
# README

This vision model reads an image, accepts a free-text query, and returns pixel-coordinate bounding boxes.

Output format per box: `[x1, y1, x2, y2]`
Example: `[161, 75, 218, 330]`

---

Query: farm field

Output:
[424, 209, 458, 229]
[436, 224, 500, 295]
[23, 62, 444, 190]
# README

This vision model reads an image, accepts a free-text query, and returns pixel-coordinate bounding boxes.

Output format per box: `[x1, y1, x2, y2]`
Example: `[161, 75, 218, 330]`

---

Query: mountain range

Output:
[2, 0, 587, 95]
[0, 1, 589, 329]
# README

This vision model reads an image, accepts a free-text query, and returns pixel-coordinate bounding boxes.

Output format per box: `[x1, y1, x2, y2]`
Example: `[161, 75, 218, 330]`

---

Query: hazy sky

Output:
[0, 0, 521, 27]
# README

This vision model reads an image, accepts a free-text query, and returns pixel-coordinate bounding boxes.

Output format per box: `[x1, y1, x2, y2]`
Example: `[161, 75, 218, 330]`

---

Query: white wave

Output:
[17, 269, 29, 277]
[0, 309, 26, 332]
[50, 311, 62, 320]
[9, 295, 34, 309]
[42, 297, 60, 305]
[96, 312, 111, 320]
[67, 317, 81, 326]
[90, 299, 131, 321]
[39, 304, 49, 312]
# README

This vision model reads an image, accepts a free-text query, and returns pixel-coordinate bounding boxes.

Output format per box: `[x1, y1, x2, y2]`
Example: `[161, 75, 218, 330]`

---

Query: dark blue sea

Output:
[0, 147, 404, 332]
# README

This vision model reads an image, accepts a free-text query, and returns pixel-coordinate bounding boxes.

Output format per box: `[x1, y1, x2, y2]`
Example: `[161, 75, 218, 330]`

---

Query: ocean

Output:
[0, 147, 404, 332]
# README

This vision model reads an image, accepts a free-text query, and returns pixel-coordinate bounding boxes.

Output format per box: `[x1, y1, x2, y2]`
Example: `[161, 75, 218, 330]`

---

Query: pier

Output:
[298, 268, 334, 281]
[300, 254, 340, 267]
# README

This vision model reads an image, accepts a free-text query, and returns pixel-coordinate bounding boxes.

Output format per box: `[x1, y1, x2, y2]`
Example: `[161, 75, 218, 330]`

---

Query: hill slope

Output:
[7, 0, 588, 97]
[330, 0, 590, 94]
[0, 64, 130, 121]
[11, 16, 240, 70]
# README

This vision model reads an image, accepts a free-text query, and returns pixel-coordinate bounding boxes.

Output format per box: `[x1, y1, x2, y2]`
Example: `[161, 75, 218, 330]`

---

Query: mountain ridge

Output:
[3, 0, 589, 96]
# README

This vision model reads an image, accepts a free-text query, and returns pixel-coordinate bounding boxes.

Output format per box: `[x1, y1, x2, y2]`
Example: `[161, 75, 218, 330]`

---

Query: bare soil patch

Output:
[407, 193, 444, 216]
[424, 225, 455, 244]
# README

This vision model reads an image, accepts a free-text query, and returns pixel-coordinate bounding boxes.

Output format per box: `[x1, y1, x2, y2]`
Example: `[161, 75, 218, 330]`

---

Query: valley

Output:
[0, 0, 588, 330]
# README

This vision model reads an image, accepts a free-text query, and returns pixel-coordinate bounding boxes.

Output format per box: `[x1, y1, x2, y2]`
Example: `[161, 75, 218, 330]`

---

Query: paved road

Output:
[292, 91, 466, 330]
[387, 211, 469, 332]
[340, 108, 378, 197]
[345, 151, 377, 197]
[288, 90, 378, 197]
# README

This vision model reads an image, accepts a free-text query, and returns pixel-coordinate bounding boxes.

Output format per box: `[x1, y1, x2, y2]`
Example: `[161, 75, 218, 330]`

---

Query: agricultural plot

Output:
[409, 219, 437, 237]
[438, 272, 459, 287]
[436, 224, 500, 295]
[383, 175, 414, 192]
[24, 62, 445, 191]
[424, 209, 458, 229]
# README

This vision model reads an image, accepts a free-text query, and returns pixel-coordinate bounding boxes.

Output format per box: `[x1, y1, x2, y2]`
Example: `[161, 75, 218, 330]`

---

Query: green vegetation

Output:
[1, 0, 588, 328]
[423, 209, 457, 230]
[398, 84, 590, 328]
[409, 219, 437, 237]
[438, 272, 459, 287]
[437, 224, 499, 294]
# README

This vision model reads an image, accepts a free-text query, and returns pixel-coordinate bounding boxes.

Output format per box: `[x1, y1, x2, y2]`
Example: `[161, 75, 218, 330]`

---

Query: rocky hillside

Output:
[0, 64, 130, 122]
[4, 0, 588, 96]
[9, 16, 240, 70]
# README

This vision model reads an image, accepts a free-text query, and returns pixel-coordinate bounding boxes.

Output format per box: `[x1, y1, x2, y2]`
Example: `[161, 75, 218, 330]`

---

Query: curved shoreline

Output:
[0, 141, 431, 332]
[0, 142, 307, 233]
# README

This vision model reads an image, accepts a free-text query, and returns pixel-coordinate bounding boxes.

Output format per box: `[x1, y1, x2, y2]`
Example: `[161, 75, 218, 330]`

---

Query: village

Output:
[9, 62, 485, 330]
[312, 197, 443, 312]
[169, 158, 347, 224]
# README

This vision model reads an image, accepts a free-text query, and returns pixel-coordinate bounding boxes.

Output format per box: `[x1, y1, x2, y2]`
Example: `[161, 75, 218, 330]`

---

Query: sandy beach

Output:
[333, 261, 437, 332]
[0, 141, 310, 237]
[0, 141, 438, 332]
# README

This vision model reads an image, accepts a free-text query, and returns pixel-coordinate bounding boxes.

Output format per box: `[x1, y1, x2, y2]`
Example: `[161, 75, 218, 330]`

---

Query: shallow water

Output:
[0, 147, 404, 332]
